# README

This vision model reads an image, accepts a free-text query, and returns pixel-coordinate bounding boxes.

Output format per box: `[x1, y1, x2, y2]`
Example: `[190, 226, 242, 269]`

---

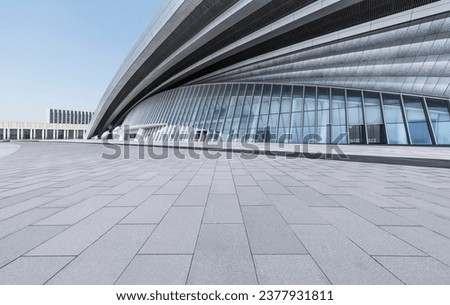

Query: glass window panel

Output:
[189, 86, 205, 126]
[364, 91, 383, 125]
[239, 85, 254, 140]
[182, 86, 200, 126]
[194, 86, 212, 126]
[427, 98, 450, 145]
[222, 84, 240, 139]
[347, 90, 364, 125]
[303, 87, 316, 143]
[279, 113, 291, 143]
[204, 85, 222, 130]
[403, 96, 432, 145]
[207, 85, 226, 130]
[317, 87, 330, 144]
[331, 88, 347, 144]
[215, 84, 232, 133]
[382, 94, 409, 145]
[270, 85, 281, 114]
[290, 111, 302, 143]
[200, 85, 220, 129]
[280, 85, 292, 113]
[292, 86, 303, 113]
[248, 84, 263, 140]
[230, 85, 247, 139]
[259, 85, 272, 115]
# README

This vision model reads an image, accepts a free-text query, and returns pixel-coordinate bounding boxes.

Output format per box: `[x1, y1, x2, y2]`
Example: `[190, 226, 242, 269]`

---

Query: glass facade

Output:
[123, 83, 450, 146]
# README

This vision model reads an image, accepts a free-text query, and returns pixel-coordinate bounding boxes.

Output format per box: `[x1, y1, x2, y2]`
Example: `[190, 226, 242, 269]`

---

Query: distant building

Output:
[47, 108, 94, 125]
[1, 109, 94, 141]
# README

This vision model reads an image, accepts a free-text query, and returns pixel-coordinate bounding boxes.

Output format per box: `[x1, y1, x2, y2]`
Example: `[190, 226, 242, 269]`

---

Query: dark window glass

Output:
[382, 94, 408, 145]
[426, 98, 450, 145]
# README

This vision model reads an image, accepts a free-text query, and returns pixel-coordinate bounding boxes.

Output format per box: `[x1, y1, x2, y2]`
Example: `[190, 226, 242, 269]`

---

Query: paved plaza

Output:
[0, 141, 450, 285]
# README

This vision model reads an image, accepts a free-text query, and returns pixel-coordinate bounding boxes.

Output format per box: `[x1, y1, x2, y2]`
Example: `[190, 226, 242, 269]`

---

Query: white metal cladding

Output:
[122, 83, 450, 146]
[195, 13, 450, 98]
[88, 0, 450, 140]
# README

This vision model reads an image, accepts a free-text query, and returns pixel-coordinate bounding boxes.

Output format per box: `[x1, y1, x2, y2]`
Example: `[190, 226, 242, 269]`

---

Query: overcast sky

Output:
[0, 0, 165, 122]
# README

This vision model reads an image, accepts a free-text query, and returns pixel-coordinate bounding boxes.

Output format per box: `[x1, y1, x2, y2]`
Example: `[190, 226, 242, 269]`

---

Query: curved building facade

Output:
[88, 0, 450, 145]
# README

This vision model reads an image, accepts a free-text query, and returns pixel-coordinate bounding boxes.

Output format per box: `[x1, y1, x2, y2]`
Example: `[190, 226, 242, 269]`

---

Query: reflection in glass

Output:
[290, 86, 303, 143]
[427, 98, 450, 144]
[214, 84, 232, 135]
[248, 85, 263, 142]
[403, 96, 432, 145]
[331, 88, 347, 144]
[317, 87, 330, 144]
[222, 84, 240, 140]
[256, 85, 272, 142]
[303, 87, 316, 143]
[364, 92, 383, 124]
[239, 85, 255, 140]
[382, 94, 408, 145]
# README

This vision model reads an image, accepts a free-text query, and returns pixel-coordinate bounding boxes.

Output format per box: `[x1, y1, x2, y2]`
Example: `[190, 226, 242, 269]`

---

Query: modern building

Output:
[1, 109, 93, 141]
[88, 0, 450, 146]
[0, 121, 87, 140]
[47, 108, 94, 125]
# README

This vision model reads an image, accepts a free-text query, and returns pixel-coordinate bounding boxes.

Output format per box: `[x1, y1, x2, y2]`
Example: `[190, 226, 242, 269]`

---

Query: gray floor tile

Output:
[120, 195, 177, 224]
[28, 207, 132, 256]
[233, 175, 257, 186]
[288, 187, 340, 207]
[241, 206, 306, 254]
[328, 195, 413, 226]
[140, 207, 204, 254]
[44, 181, 99, 197]
[292, 225, 402, 284]
[386, 208, 450, 238]
[174, 186, 209, 206]
[142, 175, 174, 187]
[269, 195, 327, 224]
[0, 196, 59, 221]
[41, 187, 110, 208]
[0, 226, 68, 268]
[272, 175, 305, 187]
[117, 255, 192, 285]
[210, 180, 236, 194]
[374, 256, 450, 285]
[102, 181, 143, 195]
[257, 180, 290, 195]
[203, 195, 243, 224]
[48, 225, 155, 284]
[108, 187, 158, 207]
[189, 175, 213, 186]
[214, 172, 233, 180]
[254, 255, 330, 285]
[383, 226, 450, 265]
[36, 195, 120, 226]
[0, 257, 73, 285]
[188, 224, 257, 285]
[236, 186, 271, 205]
[155, 180, 189, 195]
[0, 208, 62, 239]
[313, 207, 424, 256]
